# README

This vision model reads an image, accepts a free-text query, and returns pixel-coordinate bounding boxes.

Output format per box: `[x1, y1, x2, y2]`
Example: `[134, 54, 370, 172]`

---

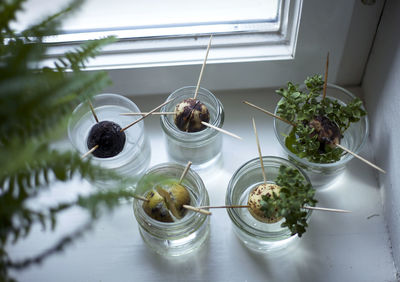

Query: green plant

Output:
[260, 165, 317, 237]
[0, 1, 136, 280]
[276, 75, 366, 163]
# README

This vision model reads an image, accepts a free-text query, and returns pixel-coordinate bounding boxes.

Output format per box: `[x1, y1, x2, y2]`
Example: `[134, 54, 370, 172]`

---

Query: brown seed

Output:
[174, 98, 210, 132]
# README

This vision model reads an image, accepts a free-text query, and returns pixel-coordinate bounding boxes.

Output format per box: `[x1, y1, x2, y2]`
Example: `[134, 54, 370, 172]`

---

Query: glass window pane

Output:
[14, 0, 279, 36]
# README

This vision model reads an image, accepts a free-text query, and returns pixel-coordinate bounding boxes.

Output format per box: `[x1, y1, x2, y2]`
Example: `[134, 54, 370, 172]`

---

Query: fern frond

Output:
[0, 148, 122, 193]
[0, 1, 122, 280]
[0, 0, 25, 35]
[21, 0, 83, 39]
[0, 70, 111, 143]
[60, 36, 117, 71]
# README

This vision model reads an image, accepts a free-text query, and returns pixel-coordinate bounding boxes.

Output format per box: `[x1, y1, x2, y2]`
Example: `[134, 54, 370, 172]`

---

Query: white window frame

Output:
[42, 0, 300, 70]
[39, 0, 384, 96]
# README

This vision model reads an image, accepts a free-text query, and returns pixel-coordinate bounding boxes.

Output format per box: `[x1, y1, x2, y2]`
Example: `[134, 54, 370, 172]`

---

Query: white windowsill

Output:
[8, 87, 397, 282]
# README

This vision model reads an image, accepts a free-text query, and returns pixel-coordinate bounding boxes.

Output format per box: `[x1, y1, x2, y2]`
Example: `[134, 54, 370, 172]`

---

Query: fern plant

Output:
[0, 1, 136, 280]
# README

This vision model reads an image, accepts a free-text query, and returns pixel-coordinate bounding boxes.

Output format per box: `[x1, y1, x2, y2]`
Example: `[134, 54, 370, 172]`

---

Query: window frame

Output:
[37, 0, 383, 96]
[42, 0, 301, 70]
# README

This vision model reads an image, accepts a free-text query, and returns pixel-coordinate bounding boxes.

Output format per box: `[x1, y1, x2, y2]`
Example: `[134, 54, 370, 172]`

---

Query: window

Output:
[15, 0, 300, 68]
[14, 0, 383, 95]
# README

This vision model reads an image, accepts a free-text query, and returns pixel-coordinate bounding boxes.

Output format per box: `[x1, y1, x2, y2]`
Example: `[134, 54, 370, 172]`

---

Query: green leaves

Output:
[277, 75, 366, 163]
[0, 1, 121, 280]
[55, 36, 116, 72]
[260, 165, 317, 237]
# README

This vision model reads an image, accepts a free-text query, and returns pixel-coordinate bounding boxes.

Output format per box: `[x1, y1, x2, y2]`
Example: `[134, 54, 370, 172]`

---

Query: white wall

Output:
[362, 0, 400, 272]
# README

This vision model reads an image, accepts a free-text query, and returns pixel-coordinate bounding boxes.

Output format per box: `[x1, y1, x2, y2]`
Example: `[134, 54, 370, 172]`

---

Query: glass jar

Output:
[273, 83, 369, 188]
[68, 93, 151, 187]
[226, 156, 312, 252]
[133, 163, 210, 256]
[160, 86, 224, 172]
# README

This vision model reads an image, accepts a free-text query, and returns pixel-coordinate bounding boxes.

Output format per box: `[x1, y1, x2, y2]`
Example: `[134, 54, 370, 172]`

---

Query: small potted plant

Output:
[272, 75, 369, 187]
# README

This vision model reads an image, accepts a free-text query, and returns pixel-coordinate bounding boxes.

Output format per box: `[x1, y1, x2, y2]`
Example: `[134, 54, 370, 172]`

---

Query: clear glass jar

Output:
[226, 156, 312, 252]
[133, 163, 210, 256]
[160, 86, 224, 172]
[273, 83, 369, 188]
[68, 93, 151, 187]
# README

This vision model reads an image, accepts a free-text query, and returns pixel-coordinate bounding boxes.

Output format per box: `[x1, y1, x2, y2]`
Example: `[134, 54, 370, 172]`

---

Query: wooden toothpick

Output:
[336, 144, 386, 174]
[198, 205, 250, 209]
[132, 194, 149, 202]
[120, 99, 173, 132]
[81, 101, 100, 159]
[120, 112, 175, 116]
[182, 205, 212, 215]
[81, 144, 98, 159]
[243, 101, 297, 127]
[176, 161, 211, 215]
[244, 100, 386, 174]
[201, 121, 243, 140]
[179, 161, 192, 185]
[193, 35, 213, 100]
[89, 101, 99, 123]
[252, 118, 267, 184]
[302, 206, 351, 213]
[196, 205, 351, 213]
[322, 52, 329, 100]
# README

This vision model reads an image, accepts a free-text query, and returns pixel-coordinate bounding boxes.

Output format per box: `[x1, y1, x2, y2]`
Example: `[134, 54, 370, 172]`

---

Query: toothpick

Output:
[201, 121, 242, 140]
[89, 101, 99, 123]
[252, 118, 267, 184]
[120, 99, 173, 132]
[198, 205, 250, 209]
[80, 144, 98, 159]
[179, 161, 192, 185]
[182, 205, 212, 215]
[336, 143, 386, 174]
[244, 100, 385, 174]
[303, 206, 351, 213]
[322, 52, 329, 100]
[193, 35, 213, 100]
[82, 101, 99, 159]
[176, 161, 210, 215]
[132, 194, 149, 202]
[243, 101, 297, 127]
[196, 205, 351, 213]
[120, 112, 175, 116]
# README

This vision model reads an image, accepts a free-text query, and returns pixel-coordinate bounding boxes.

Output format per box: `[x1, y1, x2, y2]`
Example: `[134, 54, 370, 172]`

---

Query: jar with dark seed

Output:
[68, 93, 151, 188]
[160, 86, 224, 172]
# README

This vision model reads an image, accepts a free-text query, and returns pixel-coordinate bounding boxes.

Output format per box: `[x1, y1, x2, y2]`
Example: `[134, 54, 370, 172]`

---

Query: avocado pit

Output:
[87, 120, 126, 158]
[174, 98, 210, 132]
[142, 184, 191, 222]
[247, 183, 282, 223]
[308, 116, 341, 152]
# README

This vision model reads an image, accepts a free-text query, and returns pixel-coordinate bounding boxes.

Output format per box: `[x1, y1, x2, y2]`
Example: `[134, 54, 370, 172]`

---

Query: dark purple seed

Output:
[87, 121, 126, 158]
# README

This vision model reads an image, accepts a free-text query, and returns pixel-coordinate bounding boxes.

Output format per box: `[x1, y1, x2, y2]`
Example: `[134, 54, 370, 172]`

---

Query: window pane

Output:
[14, 0, 279, 40]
